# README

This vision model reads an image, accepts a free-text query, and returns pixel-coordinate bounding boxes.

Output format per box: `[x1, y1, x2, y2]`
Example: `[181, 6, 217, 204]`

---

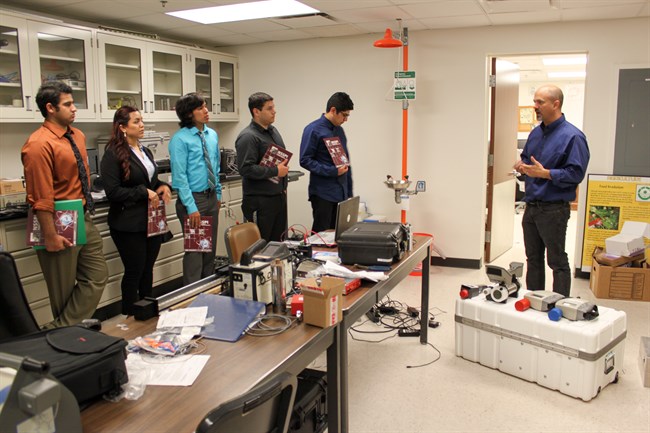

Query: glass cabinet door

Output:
[146, 43, 186, 120]
[0, 18, 34, 119]
[28, 22, 95, 119]
[189, 51, 238, 121]
[97, 33, 146, 120]
[194, 55, 214, 112]
[217, 58, 238, 119]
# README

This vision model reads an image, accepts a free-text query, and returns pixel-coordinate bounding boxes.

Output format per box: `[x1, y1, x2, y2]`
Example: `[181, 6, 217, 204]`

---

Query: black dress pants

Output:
[110, 229, 163, 315]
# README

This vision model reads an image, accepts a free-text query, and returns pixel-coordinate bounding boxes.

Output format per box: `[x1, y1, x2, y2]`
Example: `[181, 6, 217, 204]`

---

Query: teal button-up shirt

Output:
[169, 125, 222, 214]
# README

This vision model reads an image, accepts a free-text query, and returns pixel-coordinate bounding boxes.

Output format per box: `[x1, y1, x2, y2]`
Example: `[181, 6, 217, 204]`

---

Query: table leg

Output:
[327, 323, 342, 433]
[420, 245, 431, 344]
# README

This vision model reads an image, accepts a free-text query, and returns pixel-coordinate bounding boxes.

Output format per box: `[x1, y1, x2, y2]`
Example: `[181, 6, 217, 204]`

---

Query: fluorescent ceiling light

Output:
[542, 56, 587, 66]
[548, 71, 586, 78]
[166, 0, 320, 25]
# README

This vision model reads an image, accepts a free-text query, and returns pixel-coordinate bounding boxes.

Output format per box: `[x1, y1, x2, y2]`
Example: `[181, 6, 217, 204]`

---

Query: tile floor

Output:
[343, 211, 650, 433]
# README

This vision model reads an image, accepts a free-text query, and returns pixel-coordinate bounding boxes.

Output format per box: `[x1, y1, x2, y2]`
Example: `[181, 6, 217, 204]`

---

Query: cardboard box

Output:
[300, 276, 344, 328]
[605, 221, 650, 257]
[593, 246, 639, 267]
[640, 337, 650, 388]
[0, 178, 25, 195]
[590, 252, 650, 301]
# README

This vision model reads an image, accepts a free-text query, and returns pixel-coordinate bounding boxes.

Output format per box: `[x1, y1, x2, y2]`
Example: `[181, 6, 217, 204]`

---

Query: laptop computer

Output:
[307, 196, 360, 246]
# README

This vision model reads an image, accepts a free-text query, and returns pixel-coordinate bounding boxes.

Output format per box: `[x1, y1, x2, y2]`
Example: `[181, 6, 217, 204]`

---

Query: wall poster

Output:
[581, 174, 650, 272]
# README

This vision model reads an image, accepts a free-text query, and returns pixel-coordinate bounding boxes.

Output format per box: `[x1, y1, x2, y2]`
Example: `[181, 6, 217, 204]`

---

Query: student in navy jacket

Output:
[100, 106, 172, 315]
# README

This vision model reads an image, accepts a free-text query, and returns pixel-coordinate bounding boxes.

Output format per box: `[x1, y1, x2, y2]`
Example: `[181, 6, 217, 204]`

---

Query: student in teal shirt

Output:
[169, 93, 222, 284]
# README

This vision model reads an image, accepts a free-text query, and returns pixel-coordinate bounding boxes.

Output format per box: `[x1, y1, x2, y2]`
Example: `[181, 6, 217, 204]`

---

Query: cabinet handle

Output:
[144, 100, 148, 113]
[25, 96, 32, 111]
[217, 103, 221, 114]
[150, 100, 154, 113]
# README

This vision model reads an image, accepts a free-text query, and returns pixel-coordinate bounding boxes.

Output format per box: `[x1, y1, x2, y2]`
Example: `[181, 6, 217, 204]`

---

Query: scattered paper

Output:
[156, 306, 208, 329]
[322, 260, 388, 282]
[126, 353, 210, 387]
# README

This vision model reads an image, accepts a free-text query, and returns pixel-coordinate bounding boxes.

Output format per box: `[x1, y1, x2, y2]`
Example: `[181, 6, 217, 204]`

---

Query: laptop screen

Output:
[334, 196, 360, 241]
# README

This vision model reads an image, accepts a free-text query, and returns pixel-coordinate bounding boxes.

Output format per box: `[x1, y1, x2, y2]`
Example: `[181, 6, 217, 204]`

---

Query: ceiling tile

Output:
[488, 10, 562, 25]
[302, 1, 392, 12]
[479, 0, 552, 14]
[400, 1, 484, 18]
[217, 18, 288, 33]
[562, 3, 649, 21]
[332, 6, 415, 23]
[270, 14, 340, 29]
[353, 18, 428, 33]
[419, 14, 491, 28]
[300, 23, 368, 37]
[247, 28, 314, 41]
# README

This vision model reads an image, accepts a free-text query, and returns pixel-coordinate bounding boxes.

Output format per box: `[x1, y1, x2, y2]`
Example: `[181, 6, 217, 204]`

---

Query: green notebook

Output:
[31, 199, 86, 249]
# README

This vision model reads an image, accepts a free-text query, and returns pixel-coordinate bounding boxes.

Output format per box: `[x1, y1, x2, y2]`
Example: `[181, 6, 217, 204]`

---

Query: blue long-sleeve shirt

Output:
[169, 125, 221, 214]
[299, 114, 353, 202]
[520, 114, 590, 203]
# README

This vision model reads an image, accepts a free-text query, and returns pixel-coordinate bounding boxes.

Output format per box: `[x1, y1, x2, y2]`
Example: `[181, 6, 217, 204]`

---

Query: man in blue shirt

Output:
[299, 92, 354, 233]
[514, 85, 590, 297]
[169, 93, 222, 284]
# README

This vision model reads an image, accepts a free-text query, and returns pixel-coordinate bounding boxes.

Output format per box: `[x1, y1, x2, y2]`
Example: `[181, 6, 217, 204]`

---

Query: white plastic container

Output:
[455, 290, 626, 401]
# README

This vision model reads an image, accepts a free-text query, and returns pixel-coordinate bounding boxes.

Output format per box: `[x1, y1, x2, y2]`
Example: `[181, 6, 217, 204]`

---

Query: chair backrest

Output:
[224, 222, 262, 263]
[196, 371, 297, 433]
[0, 252, 39, 341]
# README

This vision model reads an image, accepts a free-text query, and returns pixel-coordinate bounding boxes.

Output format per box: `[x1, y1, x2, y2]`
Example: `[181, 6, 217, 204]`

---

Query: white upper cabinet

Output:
[97, 34, 210, 121]
[28, 22, 96, 120]
[0, 15, 95, 121]
[0, 16, 33, 120]
[189, 49, 239, 121]
[96, 32, 147, 120]
[0, 10, 239, 123]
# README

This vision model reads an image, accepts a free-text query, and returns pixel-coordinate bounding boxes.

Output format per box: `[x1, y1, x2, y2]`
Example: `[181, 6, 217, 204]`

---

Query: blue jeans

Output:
[522, 202, 571, 296]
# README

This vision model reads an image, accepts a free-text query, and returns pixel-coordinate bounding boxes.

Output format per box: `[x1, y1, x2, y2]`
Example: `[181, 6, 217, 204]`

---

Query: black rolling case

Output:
[337, 222, 408, 266]
[289, 368, 328, 433]
[0, 326, 128, 406]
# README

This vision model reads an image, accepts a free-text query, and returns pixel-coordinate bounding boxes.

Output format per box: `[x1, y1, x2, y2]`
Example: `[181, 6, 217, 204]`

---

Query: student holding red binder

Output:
[21, 81, 107, 328]
[101, 106, 172, 316]
[299, 92, 354, 233]
[236, 92, 290, 242]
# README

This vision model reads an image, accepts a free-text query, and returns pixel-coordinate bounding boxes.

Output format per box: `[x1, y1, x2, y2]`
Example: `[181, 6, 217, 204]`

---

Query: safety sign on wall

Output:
[393, 71, 416, 100]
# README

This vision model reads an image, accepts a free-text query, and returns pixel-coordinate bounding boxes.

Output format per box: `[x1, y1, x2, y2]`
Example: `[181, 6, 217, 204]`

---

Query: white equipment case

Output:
[455, 290, 626, 401]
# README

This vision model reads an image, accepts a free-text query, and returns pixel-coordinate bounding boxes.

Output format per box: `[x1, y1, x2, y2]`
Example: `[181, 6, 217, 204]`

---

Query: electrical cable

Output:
[245, 314, 297, 336]
[406, 342, 441, 369]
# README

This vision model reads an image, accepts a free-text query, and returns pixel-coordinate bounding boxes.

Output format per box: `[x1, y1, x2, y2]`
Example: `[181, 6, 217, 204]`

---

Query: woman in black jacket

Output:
[100, 106, 172, 315]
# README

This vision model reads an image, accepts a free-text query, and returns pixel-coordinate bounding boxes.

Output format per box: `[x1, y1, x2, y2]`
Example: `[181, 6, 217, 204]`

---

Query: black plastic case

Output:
[289, 368, 328, 433]
[337, 222, 408, 266]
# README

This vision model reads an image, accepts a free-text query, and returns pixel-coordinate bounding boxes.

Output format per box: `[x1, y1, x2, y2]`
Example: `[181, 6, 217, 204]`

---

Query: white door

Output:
[485, 58, 519, 263]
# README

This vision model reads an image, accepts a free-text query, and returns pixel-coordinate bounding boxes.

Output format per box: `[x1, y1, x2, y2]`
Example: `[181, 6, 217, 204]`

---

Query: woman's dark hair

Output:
[36, 81, 73, 118]
[106, 106, 140, 181]
[175, 93, 206, 128]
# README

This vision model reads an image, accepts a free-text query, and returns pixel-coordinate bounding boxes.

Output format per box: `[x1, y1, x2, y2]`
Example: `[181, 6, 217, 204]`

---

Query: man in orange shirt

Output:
[22, 81, 107, 328]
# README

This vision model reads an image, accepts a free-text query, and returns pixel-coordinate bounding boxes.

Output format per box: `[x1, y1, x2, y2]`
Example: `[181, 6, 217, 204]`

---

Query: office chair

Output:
[0, 252, 39, 341]
[224, 222, 262, 264]
[196, 371, 297, 433]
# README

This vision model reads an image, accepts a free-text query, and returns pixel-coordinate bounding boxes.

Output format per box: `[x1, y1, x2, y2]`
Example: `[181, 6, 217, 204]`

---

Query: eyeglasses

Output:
[339, 111, 350, 118]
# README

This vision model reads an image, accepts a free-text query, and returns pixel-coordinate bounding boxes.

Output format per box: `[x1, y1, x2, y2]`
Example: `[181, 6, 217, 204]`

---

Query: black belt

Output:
[526, 200, 566, 206]
[194, 189, 214, 195]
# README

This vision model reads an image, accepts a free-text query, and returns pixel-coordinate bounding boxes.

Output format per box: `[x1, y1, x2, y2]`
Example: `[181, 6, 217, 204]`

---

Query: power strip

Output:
[398, 329, 420, 337]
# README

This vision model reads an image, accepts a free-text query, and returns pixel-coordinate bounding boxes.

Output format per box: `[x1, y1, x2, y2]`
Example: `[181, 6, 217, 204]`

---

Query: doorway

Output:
[485, 52, 587, 264]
